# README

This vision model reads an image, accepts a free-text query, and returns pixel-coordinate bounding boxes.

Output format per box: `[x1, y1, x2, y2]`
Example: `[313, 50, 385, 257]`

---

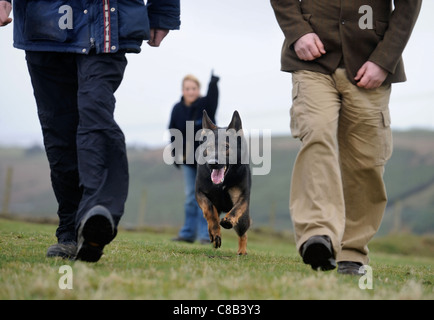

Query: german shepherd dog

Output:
[195, 110, 251, 255]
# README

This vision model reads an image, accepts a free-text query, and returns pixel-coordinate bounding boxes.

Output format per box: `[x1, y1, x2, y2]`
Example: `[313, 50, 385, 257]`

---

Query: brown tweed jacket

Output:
[271, 0, 422, 84]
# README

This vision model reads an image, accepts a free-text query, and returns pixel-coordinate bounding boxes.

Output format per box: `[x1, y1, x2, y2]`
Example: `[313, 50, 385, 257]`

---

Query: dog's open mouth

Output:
[211, 166, 227, 185]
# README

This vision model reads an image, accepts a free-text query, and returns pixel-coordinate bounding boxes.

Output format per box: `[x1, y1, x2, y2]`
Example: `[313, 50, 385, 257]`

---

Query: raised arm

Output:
[204, 72, 220, 119]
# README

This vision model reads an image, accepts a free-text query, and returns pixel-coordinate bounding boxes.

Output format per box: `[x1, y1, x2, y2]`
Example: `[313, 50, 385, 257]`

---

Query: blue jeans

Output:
[178, 165, 209, 241]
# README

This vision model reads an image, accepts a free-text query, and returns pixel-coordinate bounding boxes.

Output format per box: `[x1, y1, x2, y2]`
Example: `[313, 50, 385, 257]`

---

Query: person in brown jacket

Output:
[270, 0, 422, 274]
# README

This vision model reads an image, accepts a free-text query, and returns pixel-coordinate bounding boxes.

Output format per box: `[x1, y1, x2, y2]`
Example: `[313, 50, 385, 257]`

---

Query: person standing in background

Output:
[169, 72, 220, 244]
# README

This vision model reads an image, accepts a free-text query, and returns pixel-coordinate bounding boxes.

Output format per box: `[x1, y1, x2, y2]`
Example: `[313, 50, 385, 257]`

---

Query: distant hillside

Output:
[1, 130, 434, 234]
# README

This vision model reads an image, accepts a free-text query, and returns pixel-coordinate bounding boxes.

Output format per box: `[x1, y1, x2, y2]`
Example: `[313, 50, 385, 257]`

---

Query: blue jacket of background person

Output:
[7, 0, 180, 54]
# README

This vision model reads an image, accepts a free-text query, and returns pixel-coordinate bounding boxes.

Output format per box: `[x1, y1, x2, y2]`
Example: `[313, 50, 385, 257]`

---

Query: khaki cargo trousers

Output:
[290, 68, 393, 264]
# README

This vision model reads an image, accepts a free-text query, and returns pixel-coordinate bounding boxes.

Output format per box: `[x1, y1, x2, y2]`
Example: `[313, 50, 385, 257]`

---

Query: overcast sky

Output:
[1, 0, 433, 148]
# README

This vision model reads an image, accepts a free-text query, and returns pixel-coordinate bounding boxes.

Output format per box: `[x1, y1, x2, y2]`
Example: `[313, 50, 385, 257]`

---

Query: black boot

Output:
[337, 261, 365, 275]
[47, 241, 77, 259]
[301, 235, 336, 271]
[75, 205, 116, 263]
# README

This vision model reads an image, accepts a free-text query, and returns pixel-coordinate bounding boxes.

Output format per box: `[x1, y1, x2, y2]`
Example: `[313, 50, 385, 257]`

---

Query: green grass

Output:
[0, 218, 433, 300]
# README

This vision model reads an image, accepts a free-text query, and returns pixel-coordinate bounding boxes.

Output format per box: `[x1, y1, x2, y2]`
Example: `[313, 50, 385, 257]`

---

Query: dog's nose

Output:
[207, 159, 218, 165]
[207, 158, 224, 170]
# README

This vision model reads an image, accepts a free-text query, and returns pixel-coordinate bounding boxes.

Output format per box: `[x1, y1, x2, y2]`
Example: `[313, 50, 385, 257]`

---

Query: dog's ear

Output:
[202, 110, 217, 130]
[227, 110, 242, 131]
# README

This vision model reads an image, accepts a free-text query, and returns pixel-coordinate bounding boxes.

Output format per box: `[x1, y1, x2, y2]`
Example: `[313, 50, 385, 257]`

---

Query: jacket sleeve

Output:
[147, 0, 181, 30]
[168, 104, 178, 130]
[270, 0, 314, 46]
[369, 0, 422, 74]
[204, 75, 220, 121]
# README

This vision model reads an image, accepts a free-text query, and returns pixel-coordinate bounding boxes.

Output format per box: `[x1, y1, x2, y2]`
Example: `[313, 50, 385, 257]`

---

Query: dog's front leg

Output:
[220, 187, 249, 229]
[196, 192, 221, 249]
[220, 201, 248, 230]
[220, 187, 248, 230]
[220, 204, 250, 255]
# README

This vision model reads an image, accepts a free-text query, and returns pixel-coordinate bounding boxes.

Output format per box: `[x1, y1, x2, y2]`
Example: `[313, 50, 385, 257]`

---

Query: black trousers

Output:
[26, 51, 129, 243]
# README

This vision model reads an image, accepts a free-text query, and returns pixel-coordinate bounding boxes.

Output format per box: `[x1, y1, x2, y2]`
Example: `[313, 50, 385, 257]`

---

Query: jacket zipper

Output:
[103, 0, 111, 53]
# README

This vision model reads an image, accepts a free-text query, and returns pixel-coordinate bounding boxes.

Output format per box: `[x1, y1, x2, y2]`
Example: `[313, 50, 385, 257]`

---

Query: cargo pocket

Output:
[378, 108, 393, 165]
[290, 80, 301, 138]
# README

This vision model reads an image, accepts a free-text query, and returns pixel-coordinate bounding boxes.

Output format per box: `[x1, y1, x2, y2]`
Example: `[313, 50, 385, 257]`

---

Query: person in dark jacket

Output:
[169, 73, 220, 244]
[0, 0, 180, 262]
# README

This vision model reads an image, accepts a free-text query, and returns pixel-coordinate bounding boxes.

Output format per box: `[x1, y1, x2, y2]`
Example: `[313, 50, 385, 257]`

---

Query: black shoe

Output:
[301, 235, 336, 271]
[171, 236, 194, 243]
[75, 205, 115, 263]
[337, 261, 365, 275]
[47, 241, 77, 259]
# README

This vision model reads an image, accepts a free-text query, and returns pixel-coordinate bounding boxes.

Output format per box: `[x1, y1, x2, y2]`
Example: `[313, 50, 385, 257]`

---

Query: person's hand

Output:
[0, 1, 12, 27]
[355, 61, 389, 90]
[294, 33, 326, 61]
[211, 69, 220, 82]
[148, 29, 169, 47]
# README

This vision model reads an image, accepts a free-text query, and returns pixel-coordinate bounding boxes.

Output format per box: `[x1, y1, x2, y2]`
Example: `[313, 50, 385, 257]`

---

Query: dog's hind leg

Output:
[234, 212, 250, 255]
[237, 234, 248, 255]
[196, 192, 222, 249]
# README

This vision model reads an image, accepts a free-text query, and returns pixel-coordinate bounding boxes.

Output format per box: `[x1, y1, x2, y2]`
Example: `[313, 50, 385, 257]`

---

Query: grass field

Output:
[0, 218, 433, 300]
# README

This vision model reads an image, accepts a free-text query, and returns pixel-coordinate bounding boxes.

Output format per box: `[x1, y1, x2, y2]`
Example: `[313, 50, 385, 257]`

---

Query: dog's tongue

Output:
[211, 168, 225, 184]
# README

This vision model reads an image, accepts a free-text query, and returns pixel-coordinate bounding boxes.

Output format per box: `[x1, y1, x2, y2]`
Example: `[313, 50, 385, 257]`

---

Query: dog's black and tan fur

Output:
[195, 110, 251, 255]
